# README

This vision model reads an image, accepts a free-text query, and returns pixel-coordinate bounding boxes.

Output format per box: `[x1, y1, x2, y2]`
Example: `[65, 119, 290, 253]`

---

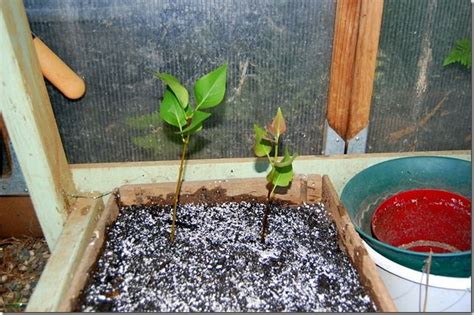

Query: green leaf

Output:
[443, 38, 471, 69]
[193, 124, 203, 133]
[154, 72, 189, 108]
[266, 164, 294, 188]
[159, 88, 186, 129]
[266, 147, 296, 187]
[254, 124, 272, 157]
[178, 110, 212, 135]
[194, 63, 228, 109]
[274, 147, 298, 168]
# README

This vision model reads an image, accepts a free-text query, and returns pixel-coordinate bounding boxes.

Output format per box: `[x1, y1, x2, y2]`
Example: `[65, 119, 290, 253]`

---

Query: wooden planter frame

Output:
[27, 174, 397, 311]
[0, 1, 470, 312]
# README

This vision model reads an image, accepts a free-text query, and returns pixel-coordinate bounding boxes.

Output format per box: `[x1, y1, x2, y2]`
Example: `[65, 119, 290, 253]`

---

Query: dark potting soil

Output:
[79, 201, 376, 312]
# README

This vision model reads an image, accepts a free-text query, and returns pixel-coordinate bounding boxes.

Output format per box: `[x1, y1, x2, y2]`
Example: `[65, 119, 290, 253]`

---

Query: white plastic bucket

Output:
[363, 241, 471, 312]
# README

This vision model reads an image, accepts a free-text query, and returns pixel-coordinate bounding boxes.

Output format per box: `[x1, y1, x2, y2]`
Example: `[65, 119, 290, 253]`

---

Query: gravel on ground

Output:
[0, 237, 49, 312]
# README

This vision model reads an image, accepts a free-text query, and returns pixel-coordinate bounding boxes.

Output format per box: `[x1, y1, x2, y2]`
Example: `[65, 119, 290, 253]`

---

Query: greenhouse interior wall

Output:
[21, 0, 471, 163]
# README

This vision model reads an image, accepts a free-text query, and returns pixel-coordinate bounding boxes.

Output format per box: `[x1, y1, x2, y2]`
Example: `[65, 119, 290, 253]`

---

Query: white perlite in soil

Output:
[79, 202, 376, 312]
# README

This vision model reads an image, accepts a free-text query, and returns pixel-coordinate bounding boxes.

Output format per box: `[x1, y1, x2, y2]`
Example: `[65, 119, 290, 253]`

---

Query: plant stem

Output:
[260, 183, 277, 243]
[170, 134, 190, 243]
[274, 135, 279, 161]
[261, 135, 280, 244]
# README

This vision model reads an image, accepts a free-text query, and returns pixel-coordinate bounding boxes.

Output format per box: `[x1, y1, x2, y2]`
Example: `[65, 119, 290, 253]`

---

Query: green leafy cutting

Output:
[254, 107, 297, 243]
[154, 63, 228, 242]
[443, 38, 471, 70]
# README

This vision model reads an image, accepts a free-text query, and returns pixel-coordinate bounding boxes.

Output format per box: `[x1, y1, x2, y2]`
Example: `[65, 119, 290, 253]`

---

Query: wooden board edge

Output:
[70, 150, 471, 171]
[118, 174, 322, 206]
[58, 189, 121, 311]
[69, 151, 470, 201]
[26, 194, 105, 312]
[321, 175, 397, 312]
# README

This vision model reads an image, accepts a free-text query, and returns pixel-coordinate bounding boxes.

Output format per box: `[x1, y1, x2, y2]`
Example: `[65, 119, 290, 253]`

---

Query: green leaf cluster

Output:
[443, 38, 471, 70]
[154, 63, 228, 138]
[254, 107, 297, 189]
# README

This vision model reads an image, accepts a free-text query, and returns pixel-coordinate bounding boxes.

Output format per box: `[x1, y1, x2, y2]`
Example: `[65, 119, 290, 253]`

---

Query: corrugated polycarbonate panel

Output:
[368, 0, 471, 152]
[24, 0, 335, 163]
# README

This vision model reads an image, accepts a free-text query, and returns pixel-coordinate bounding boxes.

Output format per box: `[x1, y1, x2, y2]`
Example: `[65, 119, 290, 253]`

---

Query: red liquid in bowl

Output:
[371, 189, 471, 253]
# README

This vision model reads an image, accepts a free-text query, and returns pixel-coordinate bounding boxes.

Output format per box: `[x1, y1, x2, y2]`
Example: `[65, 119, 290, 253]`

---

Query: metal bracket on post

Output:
[346, 127, 368, 154]
[322, 119, 345, 155]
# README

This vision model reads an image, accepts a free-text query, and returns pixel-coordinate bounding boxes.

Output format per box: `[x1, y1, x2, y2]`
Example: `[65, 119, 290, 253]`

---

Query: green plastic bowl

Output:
[340, 156, 471, 277]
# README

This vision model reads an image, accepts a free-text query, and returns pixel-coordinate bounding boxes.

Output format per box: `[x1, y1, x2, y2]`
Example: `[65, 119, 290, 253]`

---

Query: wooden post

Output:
[326, 0, 384, 144]
[0, 0, 76, 249]
[347, 0, 384, 141]
[326, 0, 362, 140]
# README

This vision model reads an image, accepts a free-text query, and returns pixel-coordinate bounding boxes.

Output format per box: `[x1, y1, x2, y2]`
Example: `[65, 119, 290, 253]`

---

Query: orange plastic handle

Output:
[33, 37, 86, 100]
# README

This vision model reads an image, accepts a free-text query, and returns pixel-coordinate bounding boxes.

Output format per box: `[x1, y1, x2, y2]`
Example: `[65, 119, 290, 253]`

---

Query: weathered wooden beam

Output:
[0, 0, 76, 248]
[347, 0, 384, 141]
[326, 0, 384, 147]
[326, 0, 362, 140]
[26, 194, 106, 312]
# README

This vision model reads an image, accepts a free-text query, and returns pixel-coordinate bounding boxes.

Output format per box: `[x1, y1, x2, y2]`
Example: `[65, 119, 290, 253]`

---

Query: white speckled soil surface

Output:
[79, 202, 376, 312]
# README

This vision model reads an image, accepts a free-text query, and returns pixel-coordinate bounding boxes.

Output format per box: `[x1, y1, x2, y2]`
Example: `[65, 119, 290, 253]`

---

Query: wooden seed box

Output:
[27, 174, 396, 312]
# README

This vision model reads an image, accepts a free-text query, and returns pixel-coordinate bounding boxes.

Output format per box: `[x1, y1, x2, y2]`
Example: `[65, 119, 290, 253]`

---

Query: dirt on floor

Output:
[0, 237, 49, 312]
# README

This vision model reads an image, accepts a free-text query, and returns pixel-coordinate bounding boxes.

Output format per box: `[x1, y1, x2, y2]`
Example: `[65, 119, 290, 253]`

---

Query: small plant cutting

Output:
[254, 107, 297, 243]
[154, 63, 228, 242]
